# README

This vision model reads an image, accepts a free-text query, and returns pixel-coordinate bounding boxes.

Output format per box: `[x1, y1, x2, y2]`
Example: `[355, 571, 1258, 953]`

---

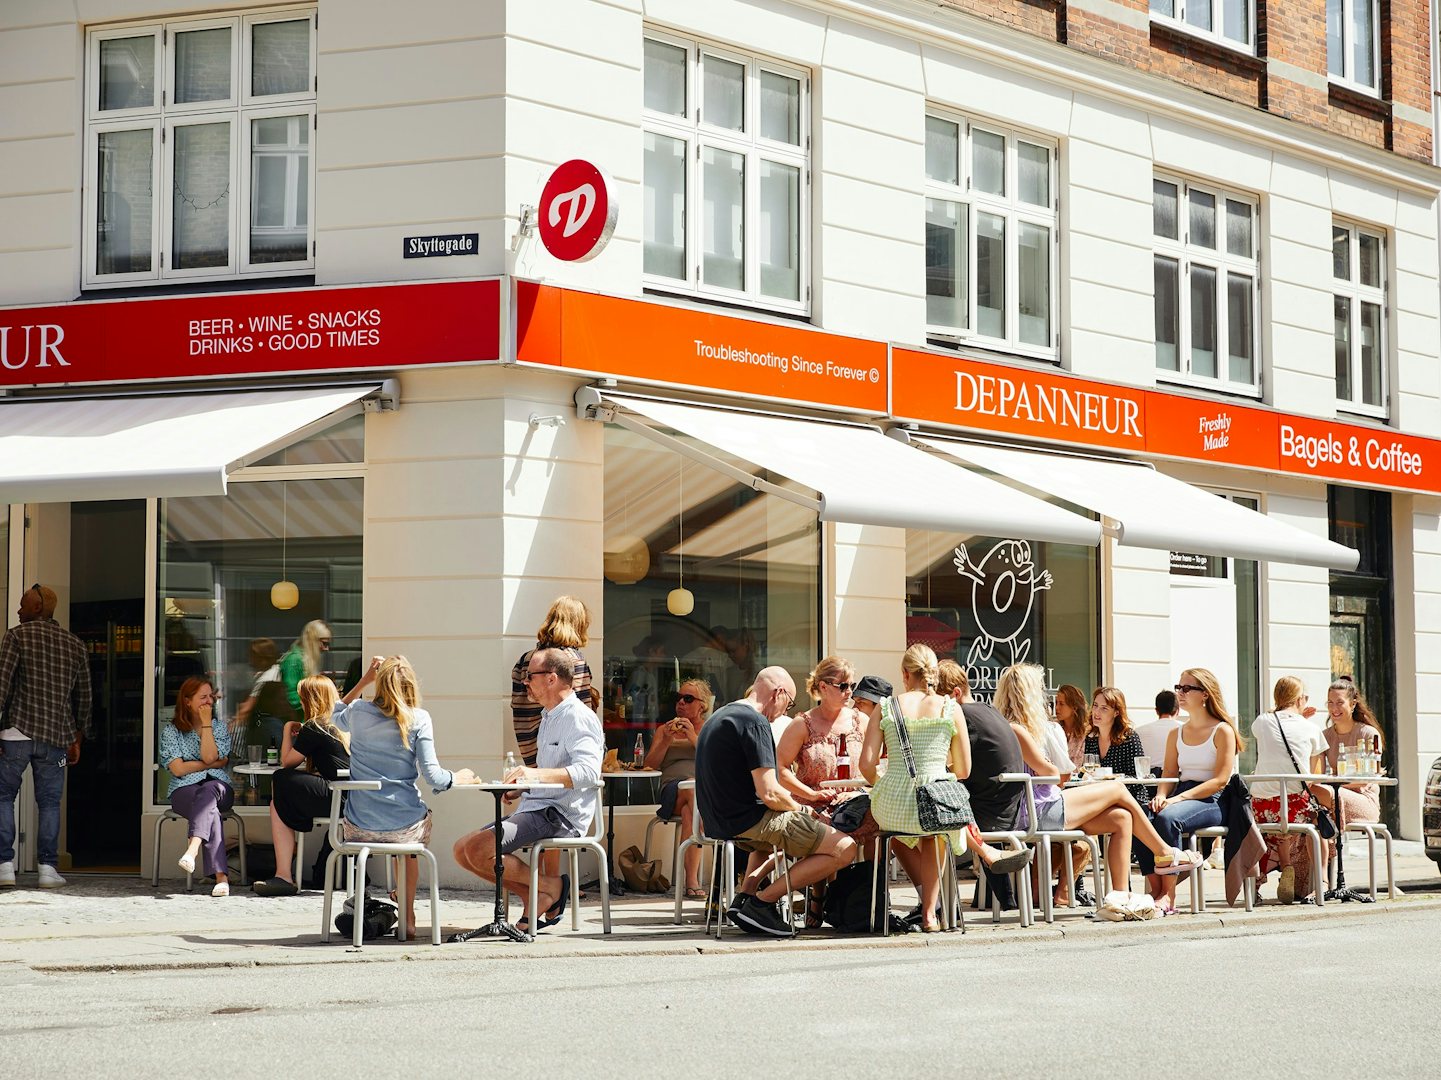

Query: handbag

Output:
[889, 696, 973, 833]
[829, 793, 871, 834]
[617, 844, 670, 893]
[1273, 712, 1337, 840]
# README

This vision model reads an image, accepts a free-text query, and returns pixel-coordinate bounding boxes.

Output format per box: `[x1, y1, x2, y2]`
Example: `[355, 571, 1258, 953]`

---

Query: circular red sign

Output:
[538, 159, 617, 262]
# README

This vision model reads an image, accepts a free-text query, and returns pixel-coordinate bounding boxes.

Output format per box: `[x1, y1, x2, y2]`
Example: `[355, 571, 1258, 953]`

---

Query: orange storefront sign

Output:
[893, 346, 1441, 495]
[514, 282, 887, 413]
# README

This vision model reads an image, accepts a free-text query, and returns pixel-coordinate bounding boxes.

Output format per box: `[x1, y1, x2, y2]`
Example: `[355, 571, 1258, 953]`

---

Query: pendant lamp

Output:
[667, 460, 693, 616]
[271, 481, 299, 610]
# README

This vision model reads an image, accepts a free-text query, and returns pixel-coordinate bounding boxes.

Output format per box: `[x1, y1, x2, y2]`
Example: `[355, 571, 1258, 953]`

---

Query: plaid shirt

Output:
[0, 618, 92, 746]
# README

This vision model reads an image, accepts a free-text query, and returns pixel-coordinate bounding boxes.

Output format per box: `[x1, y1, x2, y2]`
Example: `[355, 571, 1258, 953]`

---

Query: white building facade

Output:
[1, 0, 1438, 881]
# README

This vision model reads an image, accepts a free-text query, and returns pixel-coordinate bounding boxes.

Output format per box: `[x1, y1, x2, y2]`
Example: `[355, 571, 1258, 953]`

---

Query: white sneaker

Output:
[36, 864, 66, 888]
[0, 861, 15, 886]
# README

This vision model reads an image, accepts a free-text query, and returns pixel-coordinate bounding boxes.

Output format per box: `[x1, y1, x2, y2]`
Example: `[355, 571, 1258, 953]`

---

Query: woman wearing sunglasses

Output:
[775, 657, 871, 926]
[642, 678, 714, 899]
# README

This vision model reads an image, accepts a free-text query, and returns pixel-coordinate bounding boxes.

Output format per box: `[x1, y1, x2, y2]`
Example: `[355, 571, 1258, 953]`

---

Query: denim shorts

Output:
[487, 806, 577, 855]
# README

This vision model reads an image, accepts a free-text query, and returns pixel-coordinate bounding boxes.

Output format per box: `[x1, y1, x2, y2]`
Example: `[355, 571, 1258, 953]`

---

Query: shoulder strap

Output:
[889, 696, 919, 780]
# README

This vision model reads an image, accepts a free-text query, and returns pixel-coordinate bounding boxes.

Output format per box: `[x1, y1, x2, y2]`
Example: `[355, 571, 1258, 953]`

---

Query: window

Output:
[642, 33, 809, 313]
[1332, 220, 1387, 415]
[925, 112, 1057, 357]
[1149, 0, 1255, 51]
[1152, 175, 1259, 394]
[85, 10, 316, 287]
[1327, 0, 1378, 90]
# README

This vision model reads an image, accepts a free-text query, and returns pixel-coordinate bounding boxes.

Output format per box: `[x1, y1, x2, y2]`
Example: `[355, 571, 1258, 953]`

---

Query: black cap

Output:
[852, 675, 893, 704]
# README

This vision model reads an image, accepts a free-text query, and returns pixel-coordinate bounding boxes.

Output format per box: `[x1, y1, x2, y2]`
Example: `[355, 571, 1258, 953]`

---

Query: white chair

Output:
[523, 781, 612, 934]
[319, 780, 441, 947]
[970, 829, 1035, 928]
[150, 807, 248, 890]
[705, 836, 795, 940]
[1248, 775, 1326, 908]
[672, 780, 721, 924]
[1339, 820, 1397, 901]
[642, 812, 682, 870]
[1182, 825, 1254, 913]
[870, 830, 963, 935]
[1000, 773, 1103, 924]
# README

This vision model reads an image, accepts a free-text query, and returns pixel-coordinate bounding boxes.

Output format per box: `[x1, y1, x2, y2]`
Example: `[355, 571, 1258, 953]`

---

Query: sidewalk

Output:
[2, 839, 1436, 973]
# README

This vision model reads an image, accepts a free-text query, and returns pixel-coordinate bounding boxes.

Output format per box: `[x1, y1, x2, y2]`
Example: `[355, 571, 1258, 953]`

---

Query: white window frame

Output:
[1152, 173, 1261, 397]
[83, 6, 316, 289]
[641, 29, 810, 316]
[1332, 219, 1389, 419]
[1327, 0, 1381, 94]
[1148, 0, 1257, 54]
[924, 109, 1059, 360]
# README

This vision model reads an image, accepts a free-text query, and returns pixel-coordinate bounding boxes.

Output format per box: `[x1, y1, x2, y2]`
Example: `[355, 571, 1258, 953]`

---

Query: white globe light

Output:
[603, 534, 650, 585]
[667, 587, 694, 616]
[271, 580, 300, 610]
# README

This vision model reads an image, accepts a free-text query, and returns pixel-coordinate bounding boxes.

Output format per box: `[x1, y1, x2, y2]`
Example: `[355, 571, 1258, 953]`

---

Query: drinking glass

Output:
[1083, 753, 1100, 776]
[1133, 755, 1151, 779]
[247, 744, 262, 766]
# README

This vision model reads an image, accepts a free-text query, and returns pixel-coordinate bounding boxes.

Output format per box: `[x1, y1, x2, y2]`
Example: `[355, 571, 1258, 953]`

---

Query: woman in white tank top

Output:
[1142, 668, 1242, 914]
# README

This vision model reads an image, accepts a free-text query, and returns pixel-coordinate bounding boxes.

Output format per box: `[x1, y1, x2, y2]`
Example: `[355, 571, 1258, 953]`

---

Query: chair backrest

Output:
[326, 779, 381, 848]
[579, 781, 605, 841]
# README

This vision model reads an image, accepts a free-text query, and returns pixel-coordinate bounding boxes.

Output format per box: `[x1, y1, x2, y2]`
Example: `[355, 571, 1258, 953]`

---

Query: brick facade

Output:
[940, 0, 1434, 162]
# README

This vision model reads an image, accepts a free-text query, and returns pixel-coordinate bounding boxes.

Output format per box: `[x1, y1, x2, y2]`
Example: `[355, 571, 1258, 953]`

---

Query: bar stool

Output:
[870, 830, 963, 935]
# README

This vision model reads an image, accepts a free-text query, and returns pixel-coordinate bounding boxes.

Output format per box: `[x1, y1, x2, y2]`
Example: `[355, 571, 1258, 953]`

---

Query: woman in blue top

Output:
[159, 676, 235, 897]
[333, 656, 474, 930]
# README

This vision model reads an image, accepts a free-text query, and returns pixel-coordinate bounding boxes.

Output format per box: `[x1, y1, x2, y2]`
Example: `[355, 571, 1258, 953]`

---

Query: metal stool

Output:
[870, 831, 963, 935]
[521, 782, 612, 934]
[150, 808, 248, 890]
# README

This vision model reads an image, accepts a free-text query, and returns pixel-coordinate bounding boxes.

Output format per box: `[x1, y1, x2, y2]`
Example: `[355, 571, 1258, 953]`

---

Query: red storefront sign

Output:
[538, 159, 618, 263]
[892, 346, 1441, 496]
[0, 279, 501, 389]
[515, 282, 888, 412]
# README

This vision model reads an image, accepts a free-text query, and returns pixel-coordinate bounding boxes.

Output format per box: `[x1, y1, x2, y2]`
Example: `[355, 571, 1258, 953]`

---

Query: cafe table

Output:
[449, 780, 563, 944]
[602, 769, 662, 895]
[819, 778, 868, 791]
[1308, 771, 1398, 903]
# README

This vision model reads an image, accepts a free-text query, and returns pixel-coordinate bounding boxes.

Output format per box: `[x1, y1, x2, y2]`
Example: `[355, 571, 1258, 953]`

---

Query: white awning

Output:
[0, 385, 378, 504]
[582, 391, 1102, 546]
[916, 437, 1359, 571]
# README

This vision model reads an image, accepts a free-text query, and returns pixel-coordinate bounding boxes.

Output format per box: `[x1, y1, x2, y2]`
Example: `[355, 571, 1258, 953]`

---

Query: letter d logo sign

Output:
[539, 160, 618, 262]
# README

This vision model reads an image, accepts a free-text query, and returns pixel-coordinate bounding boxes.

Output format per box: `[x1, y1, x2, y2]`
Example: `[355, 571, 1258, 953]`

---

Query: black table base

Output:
[449, 787, 534, 944]
[1320, 778, 1372, 905]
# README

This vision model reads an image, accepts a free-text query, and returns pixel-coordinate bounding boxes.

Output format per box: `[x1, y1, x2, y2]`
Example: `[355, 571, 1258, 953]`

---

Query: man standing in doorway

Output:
[0, 584, 91, 888]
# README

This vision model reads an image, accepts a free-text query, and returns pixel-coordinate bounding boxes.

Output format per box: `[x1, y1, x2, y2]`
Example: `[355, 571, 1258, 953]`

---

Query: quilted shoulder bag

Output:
[1274, 712, 1337, 840]
[890, 696, 973, 832]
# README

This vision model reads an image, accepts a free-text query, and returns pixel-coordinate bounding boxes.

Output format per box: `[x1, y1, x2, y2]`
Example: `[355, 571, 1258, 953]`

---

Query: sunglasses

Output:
[30, 583, 42, 600]
[522, 669, 551, 682]
[676, 693, 699, 704]
[825, 680, 856, 692]
[1174, 683, 1205, 694]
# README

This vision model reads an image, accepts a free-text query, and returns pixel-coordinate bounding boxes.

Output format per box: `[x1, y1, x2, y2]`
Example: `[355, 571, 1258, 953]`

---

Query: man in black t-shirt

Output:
[695, 666, 857, 936]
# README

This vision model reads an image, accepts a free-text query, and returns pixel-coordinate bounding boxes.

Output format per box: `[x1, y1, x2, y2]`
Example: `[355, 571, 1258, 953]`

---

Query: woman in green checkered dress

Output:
[859, 644, 966, 932]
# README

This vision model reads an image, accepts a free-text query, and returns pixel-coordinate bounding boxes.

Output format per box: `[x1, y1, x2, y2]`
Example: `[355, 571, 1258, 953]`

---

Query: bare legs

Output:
[268, 803, 296, 884]
[675, 787, 701, 891]
[886, 837, 944, 930]
[453, 828, 560, 927]
[1062, 781, 1180, 899]
[738, 830, 857, 907]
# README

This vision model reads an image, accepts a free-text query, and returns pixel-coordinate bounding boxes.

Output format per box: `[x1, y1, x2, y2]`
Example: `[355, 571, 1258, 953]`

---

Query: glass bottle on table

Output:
[836, 736, 851, 781]
[504, 751, 518, 778]
[632, 733, 645, 770]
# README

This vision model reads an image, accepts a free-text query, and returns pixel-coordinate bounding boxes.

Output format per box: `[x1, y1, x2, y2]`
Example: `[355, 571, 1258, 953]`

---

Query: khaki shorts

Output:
[736, 808, 826, 859]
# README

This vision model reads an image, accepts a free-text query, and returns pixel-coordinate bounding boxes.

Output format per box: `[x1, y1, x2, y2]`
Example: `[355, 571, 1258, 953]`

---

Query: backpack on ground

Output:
[822, 863, 910, 933]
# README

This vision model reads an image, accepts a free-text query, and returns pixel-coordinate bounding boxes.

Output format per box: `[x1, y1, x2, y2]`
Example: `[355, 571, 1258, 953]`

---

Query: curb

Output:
[28, 894, 1441, 975]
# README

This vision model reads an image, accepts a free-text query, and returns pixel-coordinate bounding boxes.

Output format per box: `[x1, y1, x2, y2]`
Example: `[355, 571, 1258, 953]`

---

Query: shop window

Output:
[1149, 1, 1255, 51]
[1326, 0, 1379, 91]
[905, 529, 1098, 704]
[155, 475, 362, 806]
[252, 413, 364, 467]
[925, 112, 1057, 357]
[1153, 175, 1259, 396]
[601, 422, 819, 804]
[1332, 220, 1388, 417]
[1169, 493, 1260, 771]
[85, 9, 317, 287]
[642, 32, 809, 314]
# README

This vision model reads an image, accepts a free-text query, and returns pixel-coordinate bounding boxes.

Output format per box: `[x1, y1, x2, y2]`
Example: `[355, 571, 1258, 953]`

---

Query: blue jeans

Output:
[0, 738, 68, 867]
[1135, 780, 1221, 875]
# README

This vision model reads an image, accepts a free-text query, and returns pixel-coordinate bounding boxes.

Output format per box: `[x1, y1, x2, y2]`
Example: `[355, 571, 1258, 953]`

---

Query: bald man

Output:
[694, 665, 857, 936]
[0, 585, 91, 887]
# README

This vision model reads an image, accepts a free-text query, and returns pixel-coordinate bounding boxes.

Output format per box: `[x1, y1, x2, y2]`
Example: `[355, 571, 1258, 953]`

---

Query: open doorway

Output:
[65, 501, 146, 871]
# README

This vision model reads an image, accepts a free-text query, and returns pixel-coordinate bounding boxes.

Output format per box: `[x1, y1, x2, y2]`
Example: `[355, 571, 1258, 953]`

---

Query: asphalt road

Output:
[3, 908, 1437, 1078]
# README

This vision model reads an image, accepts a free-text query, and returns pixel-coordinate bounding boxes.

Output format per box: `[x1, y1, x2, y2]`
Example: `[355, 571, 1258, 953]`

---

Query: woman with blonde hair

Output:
[642, 677, 714, 899]
[1142, 667, 1241, 912]
[252, 671, 373, 897]
[511, 596, 594, 768]
[333, 656, 475, 931]
[998, 663, 1198, 909]
[777, 656, 872, 926]
[1249, 675, 1327, 904]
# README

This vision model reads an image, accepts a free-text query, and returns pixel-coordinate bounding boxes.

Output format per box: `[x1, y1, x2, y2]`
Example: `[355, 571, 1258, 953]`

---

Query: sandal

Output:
[683, 886, 707, 901]
[805, 887, 825, 930]
[1154, 848, 1203, 876]
[537, 873, 570, 930]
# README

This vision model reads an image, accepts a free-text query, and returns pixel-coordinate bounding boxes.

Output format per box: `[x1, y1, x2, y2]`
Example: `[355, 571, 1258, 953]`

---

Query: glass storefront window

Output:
[602, 423, 819, 804]
[155, 475, 363, 805]
[906, 529, 1099, 704]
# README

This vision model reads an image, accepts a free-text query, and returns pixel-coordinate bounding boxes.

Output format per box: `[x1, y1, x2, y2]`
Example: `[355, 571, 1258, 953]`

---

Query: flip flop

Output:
[984, 847, 1035, 877]
[1154, 848, 1203, 876]
[537, 873, 570, 929]
[683, 887, 707, 900]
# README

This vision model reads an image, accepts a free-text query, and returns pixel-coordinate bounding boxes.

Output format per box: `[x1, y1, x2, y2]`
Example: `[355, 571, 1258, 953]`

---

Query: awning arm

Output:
[576, 386, 822, 513]
[226, 380, 396, 473]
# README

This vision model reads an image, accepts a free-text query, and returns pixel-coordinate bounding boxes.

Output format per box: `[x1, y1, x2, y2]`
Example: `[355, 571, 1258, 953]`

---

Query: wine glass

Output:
[1082, 752, 1100, 778]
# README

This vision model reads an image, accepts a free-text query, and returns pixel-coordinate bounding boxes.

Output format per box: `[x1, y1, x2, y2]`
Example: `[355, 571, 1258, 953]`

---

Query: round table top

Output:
[233, 763, 280, 776]
[603, 769, 662, 780]
[1065, 775, 1178, 787]
[1245, 772, 1396, 786]
[456, 781, 564, 792]
[819, 778, 867, 790]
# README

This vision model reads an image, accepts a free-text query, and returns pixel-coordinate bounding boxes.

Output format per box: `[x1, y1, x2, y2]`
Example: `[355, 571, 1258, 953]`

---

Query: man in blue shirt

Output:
[453, 648, 602, 932]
